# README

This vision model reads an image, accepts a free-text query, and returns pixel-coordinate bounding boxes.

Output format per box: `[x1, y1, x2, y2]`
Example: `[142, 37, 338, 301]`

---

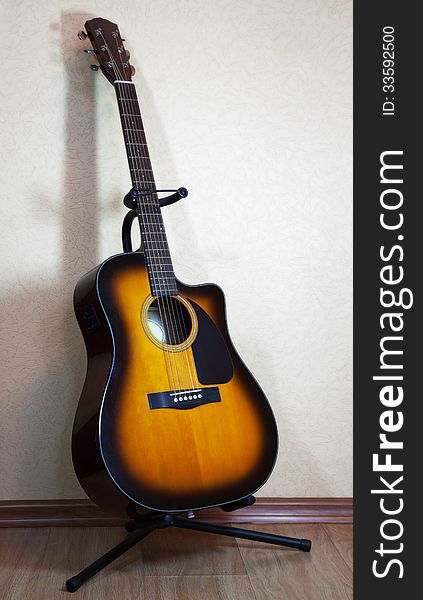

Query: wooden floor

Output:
[0, 523, 352, 599]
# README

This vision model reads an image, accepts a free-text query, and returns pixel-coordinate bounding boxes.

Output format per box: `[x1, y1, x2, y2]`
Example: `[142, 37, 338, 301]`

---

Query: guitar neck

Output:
[114, 80, 177, 296]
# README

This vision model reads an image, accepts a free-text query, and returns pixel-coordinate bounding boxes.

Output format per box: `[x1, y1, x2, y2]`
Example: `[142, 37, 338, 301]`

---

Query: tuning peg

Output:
[84, 49, 96, 54]
[90, 64, 99, 71]
[125, 50, 131, 59]
[130, 65, 136, 76]
[77, 31, 87, 40]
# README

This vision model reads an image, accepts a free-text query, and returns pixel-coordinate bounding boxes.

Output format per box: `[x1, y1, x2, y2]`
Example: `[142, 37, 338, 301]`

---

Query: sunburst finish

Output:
[72, 252, 278, 515]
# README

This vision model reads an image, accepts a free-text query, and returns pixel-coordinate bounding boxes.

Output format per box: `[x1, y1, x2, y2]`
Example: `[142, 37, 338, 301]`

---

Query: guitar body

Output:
[72, 251, 278, 515]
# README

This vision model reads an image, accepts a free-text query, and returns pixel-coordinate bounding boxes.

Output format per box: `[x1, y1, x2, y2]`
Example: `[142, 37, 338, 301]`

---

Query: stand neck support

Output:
[124, 187, 188, 210]
[121, 186, 189, 253]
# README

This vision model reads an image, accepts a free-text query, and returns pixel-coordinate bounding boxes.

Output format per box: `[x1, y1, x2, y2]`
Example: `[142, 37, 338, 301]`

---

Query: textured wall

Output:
[0, 0, 352, 499]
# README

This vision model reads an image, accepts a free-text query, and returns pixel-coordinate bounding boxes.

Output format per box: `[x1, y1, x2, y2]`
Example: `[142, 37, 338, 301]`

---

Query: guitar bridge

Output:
[148, 387, 221, 410]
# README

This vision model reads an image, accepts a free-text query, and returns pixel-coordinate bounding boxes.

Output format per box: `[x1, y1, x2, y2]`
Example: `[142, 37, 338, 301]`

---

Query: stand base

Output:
[65, 511, 311, 592]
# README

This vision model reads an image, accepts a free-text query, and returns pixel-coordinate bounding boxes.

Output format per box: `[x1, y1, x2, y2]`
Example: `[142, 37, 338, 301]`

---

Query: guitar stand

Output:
[65, 495, 311, 592]
[65, 189, 311, 592]
[121, 186, 188, 253]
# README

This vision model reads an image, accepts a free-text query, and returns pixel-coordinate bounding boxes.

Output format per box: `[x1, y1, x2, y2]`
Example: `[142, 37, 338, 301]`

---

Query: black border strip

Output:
[354, 2, 420, 596]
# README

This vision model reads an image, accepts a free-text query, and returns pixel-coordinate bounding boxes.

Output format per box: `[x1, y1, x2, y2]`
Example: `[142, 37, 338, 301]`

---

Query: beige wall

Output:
[0, 0, 352, 500]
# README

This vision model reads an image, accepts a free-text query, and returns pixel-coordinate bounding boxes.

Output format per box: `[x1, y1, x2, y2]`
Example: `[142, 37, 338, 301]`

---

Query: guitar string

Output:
[115, 84, 189, 396]
[117, 84, 184, 395]
[99, 30, 197, 396]
[110, 34, 197, 394]
[113, 52, 183, 397]
[118, 82, 194, 389]
[109, 38, 196, 395]
[100, 34, 180, 394]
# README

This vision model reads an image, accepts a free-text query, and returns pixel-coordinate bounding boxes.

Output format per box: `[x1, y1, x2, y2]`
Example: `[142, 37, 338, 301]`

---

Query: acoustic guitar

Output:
[72, 17, 278, 516]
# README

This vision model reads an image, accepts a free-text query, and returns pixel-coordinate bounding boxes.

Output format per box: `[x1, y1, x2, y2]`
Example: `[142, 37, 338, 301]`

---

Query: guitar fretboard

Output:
[115, 80, 177, 296]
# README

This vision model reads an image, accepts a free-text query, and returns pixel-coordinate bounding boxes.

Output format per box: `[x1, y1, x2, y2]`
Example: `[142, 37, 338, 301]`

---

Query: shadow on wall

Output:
[56, 11, 99, 496]
[0, 10, 194, 499]
[0, 11, 99, 499]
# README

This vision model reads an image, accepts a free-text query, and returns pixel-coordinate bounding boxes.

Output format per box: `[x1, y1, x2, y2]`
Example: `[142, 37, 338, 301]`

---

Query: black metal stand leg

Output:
[65, 511, 311, 592]
[167, 515, 311, 552]
[65, 520, 163, 593]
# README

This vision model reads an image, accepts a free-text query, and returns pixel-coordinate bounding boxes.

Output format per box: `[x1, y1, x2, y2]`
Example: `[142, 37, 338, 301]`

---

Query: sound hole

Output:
[146, 297, 193, 346]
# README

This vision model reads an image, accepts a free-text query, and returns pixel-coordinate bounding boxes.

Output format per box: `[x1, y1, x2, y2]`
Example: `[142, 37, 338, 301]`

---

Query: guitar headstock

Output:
[80, 17, 134, 84]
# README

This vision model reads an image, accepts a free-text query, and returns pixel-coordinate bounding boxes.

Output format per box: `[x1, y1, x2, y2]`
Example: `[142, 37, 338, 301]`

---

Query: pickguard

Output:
[189, 300, 233, 385]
